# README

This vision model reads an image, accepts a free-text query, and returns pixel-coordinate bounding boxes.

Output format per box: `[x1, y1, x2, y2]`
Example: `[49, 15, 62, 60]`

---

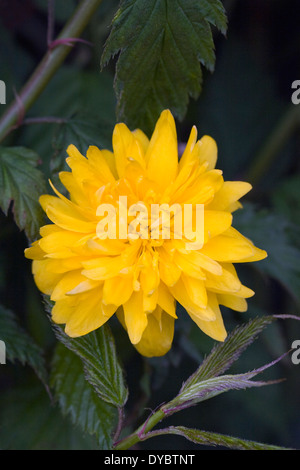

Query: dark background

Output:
[0, 0, 299, 450]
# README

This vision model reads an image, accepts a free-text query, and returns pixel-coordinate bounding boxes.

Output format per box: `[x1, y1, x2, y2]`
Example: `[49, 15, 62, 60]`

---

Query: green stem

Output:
[0, 0, 103, 143]
[246, 104, 300, 186]
[114, 408, 165, 450]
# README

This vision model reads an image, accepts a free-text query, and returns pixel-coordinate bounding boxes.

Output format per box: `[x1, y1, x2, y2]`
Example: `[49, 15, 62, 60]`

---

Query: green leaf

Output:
[101, 0, 227, 134]
[50, 343, 118, 450]
[0, 382, 98, 450]
[162, 316, 287, 415]
[181, 316, 274, 389]
[0, 304, 47, 384]
[54, 323, 128, 408]
[164, 365, 282, 414]
[158, 426, 290, 450]
[0, 146, 46, 240]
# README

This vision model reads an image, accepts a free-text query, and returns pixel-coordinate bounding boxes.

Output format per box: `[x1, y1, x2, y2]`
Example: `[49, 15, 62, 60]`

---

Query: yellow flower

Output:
[25, 110, 267, 357]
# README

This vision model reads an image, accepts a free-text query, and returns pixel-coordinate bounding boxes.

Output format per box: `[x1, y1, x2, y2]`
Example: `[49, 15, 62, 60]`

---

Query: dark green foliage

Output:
[0, 304, 47, 384]
[0, 0, 300, 451]
[156, 426, 288, 450]
[0, 147, 46, 240]
[54, 324, 128, 408]
[50, 344, 118, 449]
[101, 0, 227, 134]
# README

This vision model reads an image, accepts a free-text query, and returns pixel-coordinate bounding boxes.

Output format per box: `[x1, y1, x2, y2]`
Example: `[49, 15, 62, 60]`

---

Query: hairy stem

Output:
[0, 0, 103, 143]
[22, 116, 68, 126]
[113, 407, 125, 444]
[113, 408, 165, 450]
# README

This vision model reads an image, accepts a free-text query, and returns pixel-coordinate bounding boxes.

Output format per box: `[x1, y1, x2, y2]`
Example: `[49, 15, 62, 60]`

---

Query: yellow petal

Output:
[176, 170, 223, 205]
[188, 293, 227, 341]
[63, 289, 116, 337]
[86, 146, 115, 183]
[140, 251, 160, 295]
[82, 256, 127, 280]
[65, 144, 85, 160]
[123, 291, 148, 344]
[67, 278, 102, 296]
[132, 129, 150, 155]
[102, 149, 118, 179]
[178, 125, 198, 171]
[52, 296, 77, 324]
[39, 195, 95, 233]
[32, 259, 63, 295]
[197, 135, 218, 170]
[52, 283, 109, 328]
[140, 266, 159, 295]
[146, 110, 178, 190]
[181, 273, 208, 308]
[39, 229, 87, 258]
[59, 171, 90, 207]
[207, 181, 252, 212]
[52, 285, 111, 331]
[157, 246, 182, 286]
[112, 123, 131, 178]
[157, 282, 177, 318]
[39, 224, 62, 237]
[173, 250, 206, 280]
[24, 240, 45, 260]
[229, 227, 268, 261]
[143, 289, 158, 313]
[217, 293, 248, 312]
[48, 179, 95, 219]
[103, 275, 134, 306]
[201, 228, 267, 263]
[113, 123, 146, 178]
[134, 309, 175, 357]
[204, 210, 233, 241]
[205, 264, 242, 294]
[82, 238, 126, 257]
[169, 277, 215, 321]
[66, 144, 104, 187]
[50, 270, 99, 301]
[82, 241, 141, 280]
[173, 245, 222, 276]
[42, 257, 83, 273]
[237, 285, 255, 298]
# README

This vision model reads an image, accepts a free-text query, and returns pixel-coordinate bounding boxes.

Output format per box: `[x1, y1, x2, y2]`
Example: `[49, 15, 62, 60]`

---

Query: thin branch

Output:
[113, 407, 125, 444]
[0, 0, 103, 143]
[23, 116, 68, 126]
[113, 408, 165, 450]
[5, 116, 68, 138]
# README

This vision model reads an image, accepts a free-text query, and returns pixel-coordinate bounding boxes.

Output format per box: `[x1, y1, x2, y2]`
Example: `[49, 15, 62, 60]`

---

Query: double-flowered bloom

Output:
[25, 110, 267, 357]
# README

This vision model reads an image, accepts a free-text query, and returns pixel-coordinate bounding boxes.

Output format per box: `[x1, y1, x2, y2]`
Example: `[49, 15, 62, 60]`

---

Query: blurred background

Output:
[0, 0, 299, 450]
